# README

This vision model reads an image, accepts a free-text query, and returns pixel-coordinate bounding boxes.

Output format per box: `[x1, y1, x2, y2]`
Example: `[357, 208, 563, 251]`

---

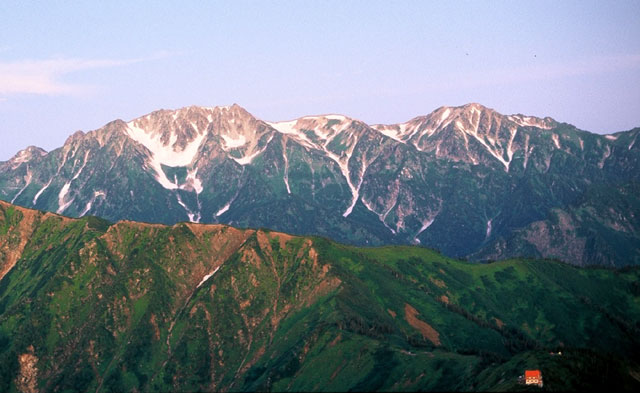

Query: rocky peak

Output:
[371, 103, 558, 171]
[267, 113, 366, 151]
[433, 103, 557, 131]
[418, 103, 500, 133]
[507, 113, 557, 130]
[207, 104, 272, 149]
[371, 105, 480, 143]
[124, 105, 271, 152]
[64, 130, 86, 145]
[126, 107, 210, 150]
[374, 103, 557, 143]
[6, 146, 47, 168]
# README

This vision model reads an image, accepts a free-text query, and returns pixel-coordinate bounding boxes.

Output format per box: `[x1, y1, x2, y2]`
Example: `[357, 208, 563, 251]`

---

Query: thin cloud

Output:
[0, 53, 170, 96]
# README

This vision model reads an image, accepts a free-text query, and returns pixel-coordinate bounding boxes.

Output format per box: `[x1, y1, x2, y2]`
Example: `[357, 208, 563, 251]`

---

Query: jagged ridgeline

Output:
[1, 103, 639, 267]
[1, 200, 640, 392]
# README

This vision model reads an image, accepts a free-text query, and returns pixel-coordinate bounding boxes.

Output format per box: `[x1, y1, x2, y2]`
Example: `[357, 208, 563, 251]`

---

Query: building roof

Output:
[525, 370, 542, 379]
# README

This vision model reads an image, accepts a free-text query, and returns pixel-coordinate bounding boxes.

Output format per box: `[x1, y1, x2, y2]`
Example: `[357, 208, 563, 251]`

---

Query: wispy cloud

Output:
[0, 53, 170, 96]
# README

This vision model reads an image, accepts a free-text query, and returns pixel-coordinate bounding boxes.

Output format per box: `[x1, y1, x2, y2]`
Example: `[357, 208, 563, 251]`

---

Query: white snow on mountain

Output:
[126, 121, 206, 190]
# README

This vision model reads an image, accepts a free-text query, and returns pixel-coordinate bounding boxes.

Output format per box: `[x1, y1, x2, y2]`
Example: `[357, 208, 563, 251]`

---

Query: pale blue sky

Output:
[1, 1, 639, 160]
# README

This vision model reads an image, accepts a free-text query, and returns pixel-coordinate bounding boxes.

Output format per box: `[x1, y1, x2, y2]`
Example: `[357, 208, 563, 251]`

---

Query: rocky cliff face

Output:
[1, 103, 639, 266]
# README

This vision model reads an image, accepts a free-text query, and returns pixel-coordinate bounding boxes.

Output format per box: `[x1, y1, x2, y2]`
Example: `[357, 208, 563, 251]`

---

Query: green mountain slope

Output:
[1, 200, 639, 392]
[1, 104, 639, 266]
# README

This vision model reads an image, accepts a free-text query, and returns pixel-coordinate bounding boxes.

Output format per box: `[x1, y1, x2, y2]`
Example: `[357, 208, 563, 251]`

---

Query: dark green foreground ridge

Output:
[1, 200, 640, 392]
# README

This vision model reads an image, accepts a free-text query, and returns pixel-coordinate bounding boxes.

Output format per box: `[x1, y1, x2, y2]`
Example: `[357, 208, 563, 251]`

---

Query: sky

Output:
[1, 0, 640, 160]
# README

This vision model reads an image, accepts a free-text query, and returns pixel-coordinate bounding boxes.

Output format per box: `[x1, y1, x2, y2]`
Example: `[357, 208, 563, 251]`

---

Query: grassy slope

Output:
[1, 200, 639, 392]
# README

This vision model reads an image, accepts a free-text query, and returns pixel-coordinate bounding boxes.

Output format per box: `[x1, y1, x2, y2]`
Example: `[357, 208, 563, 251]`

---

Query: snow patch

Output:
[12, 149, 31, 164]
[221, 134, 247, 149]
[282, 138, 291, 194]
[509, 115, 552, 129]
[325, 136, 363, 217]
[375, 125, 406, 142]
[413, 219, 435, 244]
[343, 158, 368, 217]
[459, 125, 471, 152]
[413, 210, 440, 244]
[184, 168, 203, 194]
[523, 134, 532, 169]
[455, 121, 510, 171]
[440, 108, 451, 122]
[231, 134, 274, 166]
[197, 266, 221, 288]
[598, 145, 611, 169]
[268, 117, 353, 151]
[126, 122, 206, 190]
[176, 192, 200, 223]
[552, 134, 561, 149]
[11, 168, 32, 204]
[215, 170, 244, 218]
[605, 135, 618, 141]
[361, 197, 396, 234]
[34, 145, 82, 206]
[216, 201, 232, 217]
[57, 150, 90, 213]
[33, 179, 52, 205]
[269, 120, 317, 150]
[10, 148, 43, 168]
[267, 120, 298, 135]
[190, 121, 200, 134]
[506, 127, 517, 163]
[72, 151, 90, 180]
[57, 182, 73, 214]
[80, 191, 106, 217]
[232, 149, 263, 165]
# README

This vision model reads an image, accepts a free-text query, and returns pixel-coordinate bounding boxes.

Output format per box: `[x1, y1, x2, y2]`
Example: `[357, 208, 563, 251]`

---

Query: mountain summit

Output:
[1, 103, 639, 266]
[374, 103, 558, 171]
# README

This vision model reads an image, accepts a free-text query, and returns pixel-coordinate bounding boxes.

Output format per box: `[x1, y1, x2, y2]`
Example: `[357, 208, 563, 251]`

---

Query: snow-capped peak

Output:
[268, 114, 356, 150]
[371, 105, 462, 143]
[370, 103, 561, 172]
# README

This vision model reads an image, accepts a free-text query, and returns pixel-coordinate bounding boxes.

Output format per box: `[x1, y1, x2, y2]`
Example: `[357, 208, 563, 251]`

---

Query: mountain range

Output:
[1, 103, 639, 266]
[1, 199, 639, 392]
